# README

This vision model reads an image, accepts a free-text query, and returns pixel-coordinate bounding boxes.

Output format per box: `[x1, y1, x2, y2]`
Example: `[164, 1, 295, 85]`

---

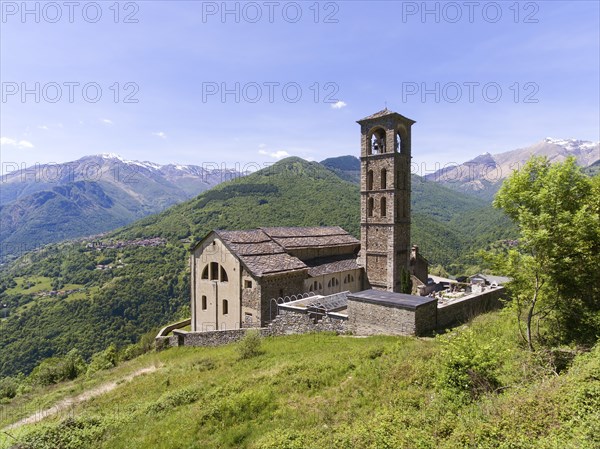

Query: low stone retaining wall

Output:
[156, 288, 507, 348]
[156, 312, 347, 349]
[268, 310, 347, 336]
[164, 327, 271, 348]
[436, 287, 505, 329]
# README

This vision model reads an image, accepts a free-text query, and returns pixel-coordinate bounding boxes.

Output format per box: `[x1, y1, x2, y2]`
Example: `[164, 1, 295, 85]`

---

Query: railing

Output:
[155, 318, 192, 338]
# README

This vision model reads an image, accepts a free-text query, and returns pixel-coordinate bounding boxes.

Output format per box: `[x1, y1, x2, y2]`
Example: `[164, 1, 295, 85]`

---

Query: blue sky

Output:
[1, 1, 599, 175]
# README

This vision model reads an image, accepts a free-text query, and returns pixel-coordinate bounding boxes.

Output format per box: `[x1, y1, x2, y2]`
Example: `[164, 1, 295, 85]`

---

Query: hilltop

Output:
[0, 157, 516, 378]
[1, 311, 598, 449]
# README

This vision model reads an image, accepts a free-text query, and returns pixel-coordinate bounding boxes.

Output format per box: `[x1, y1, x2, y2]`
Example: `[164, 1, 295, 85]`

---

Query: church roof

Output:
[261, 226, 358, 250]
[210, 226, 359, 277]
[306, 255, 360, 277]
[357, 108, 416, 125]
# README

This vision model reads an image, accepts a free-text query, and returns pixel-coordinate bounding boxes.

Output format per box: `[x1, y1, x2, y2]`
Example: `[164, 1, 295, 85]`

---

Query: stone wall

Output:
[156, 312, 346, 349]
[156, 288, 507, 349]
[436, 287, 505, 329]
[259, 272, 307, 323]
[268, 310, 347, 336]
[347, 299, 423, 336]
[164, 327, 270, 348]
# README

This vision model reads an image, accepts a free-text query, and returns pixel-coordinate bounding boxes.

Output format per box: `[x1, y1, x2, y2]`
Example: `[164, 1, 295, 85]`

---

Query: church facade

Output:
[189, 109, 429, 332]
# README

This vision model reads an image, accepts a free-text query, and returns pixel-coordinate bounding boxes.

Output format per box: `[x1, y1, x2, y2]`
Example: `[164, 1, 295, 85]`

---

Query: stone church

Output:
[190, 109, 429, 332]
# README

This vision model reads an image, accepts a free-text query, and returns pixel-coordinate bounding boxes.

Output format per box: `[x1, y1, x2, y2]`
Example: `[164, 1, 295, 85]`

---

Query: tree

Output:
[491, 157, 599, 349]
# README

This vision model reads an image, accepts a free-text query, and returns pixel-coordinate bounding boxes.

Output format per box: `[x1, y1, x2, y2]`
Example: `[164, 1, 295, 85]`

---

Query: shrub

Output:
[87, 344, 118, 376]
[237, 330, 263, 360]
[436, 329, 502, 402]
[146, 388, 200, 415]
[0, 376, 20, 399]
[18, 416, 107, 449]
[29, 350, 86, 386]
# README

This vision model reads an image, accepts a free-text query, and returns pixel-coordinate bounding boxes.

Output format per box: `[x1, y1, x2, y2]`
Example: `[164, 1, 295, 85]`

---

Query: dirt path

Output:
[4, 365, 160, 430]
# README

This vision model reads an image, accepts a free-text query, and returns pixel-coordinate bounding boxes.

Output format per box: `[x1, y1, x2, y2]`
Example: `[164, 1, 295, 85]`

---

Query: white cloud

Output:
[152, 131, 167, 139]
[18, 140, 34, 148]
[331, 101, 347, 109]
[258, 143, 267, 149]
[101, 118, 113, 125]
[38, 125, 49, 131]
[0, 137, 34, 149]
[258, 149, 290, 159]
[0, 137, 16, 146]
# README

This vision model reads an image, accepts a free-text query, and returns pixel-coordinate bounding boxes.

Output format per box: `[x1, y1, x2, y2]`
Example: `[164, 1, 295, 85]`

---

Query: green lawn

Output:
[1, 311, 598, 449]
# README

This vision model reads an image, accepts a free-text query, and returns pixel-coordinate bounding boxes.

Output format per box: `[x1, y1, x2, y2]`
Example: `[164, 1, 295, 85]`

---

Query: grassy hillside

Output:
[0, 157, 516, 378]
[1, 311, 598, 449]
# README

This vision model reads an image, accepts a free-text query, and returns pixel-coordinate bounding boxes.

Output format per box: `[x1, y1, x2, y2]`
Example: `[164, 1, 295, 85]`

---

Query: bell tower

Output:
[357, 109, 415, 292]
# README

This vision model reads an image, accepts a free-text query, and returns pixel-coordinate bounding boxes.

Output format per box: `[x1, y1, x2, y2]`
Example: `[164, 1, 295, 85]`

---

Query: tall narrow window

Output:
[367, 170, 374, 190]
[210, 262, 219, 280]
[381, 168, 387, 189]
[381, 197, 387, 217]
[201, 295, 207, 310]
[201, 265, 209, 279]
[367, 198, 374, 217]
[220, 266, 228, 282]
[222, 299, 228, 315]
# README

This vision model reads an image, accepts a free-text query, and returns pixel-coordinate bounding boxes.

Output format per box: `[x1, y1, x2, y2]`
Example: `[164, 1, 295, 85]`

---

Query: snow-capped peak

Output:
[96, 153, 162, 170]
[544, 137, 599, 151]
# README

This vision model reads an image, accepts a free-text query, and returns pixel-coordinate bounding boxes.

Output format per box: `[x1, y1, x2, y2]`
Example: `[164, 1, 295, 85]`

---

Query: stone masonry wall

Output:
[168, 327, 270, 348]
[347, 299, 419, 336]
[268, 310, 347, 336]
[415, 301, 438, 335]
[436, 287, 505, 329]
[157, 311, 347, 349]
[157, 288, 507, 349]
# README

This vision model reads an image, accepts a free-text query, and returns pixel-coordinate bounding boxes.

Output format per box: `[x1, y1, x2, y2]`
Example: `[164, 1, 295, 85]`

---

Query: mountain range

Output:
[424, 138, 599, 200]
[0, 154, 242, 262]
[1, 138, 597, 262]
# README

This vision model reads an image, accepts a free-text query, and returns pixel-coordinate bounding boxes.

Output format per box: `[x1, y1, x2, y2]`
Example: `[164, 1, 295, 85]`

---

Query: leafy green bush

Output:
[29, 349, 86, 386]
[18, 416, 108, 449]
[146, 387, 200, 415]
[0, 375, 20, 399]
[237, 330, 263, 360]
[436, 329, 502, 402]
[87, 344, 118, 375]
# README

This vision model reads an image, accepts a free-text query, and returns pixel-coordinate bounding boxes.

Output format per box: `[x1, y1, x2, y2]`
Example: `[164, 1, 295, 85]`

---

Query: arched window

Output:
[222, 299, 228, 315]
[396, 132, 406, 154]
[311, 281, 322, 292]
[371, 129, 386, 154]
[343, 274, 355, 284]
[220, 266, 228, 282]
[381, 168, 387, 189]
[381, 197, 387, 217]
[328, 278, 339, 288]
[367, 198, 374, 217]
[201, 265, 209, 279]
[366, 170, 374, 190]
[201, 295, 207, 310]
[210, 262, 218, 280]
